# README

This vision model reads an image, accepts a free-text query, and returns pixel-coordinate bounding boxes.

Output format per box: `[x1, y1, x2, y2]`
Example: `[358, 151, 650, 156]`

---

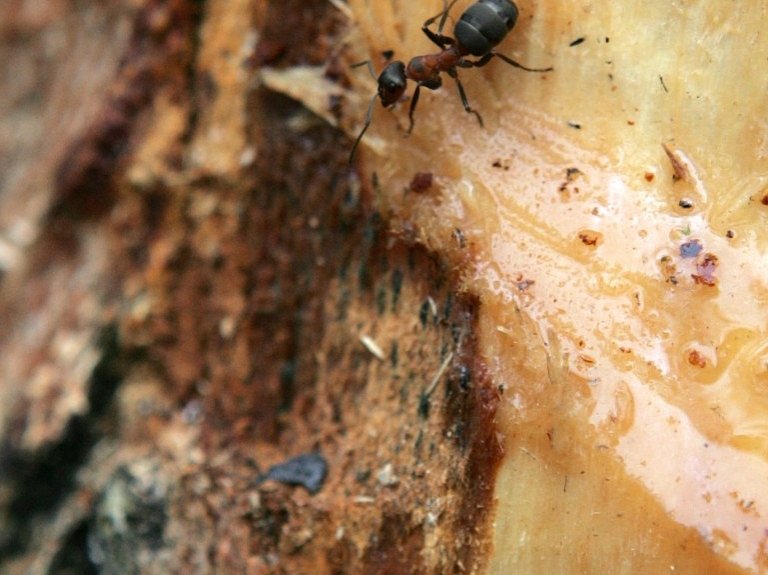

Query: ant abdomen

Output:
[455, 0, 519, 56]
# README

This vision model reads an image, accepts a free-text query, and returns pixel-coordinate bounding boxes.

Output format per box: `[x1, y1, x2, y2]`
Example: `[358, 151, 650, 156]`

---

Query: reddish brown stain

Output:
[688, 350, 707, 368]
[578, 230, 602, 246]
[692, 253, 719, 286]
[409, 172, 433, 193]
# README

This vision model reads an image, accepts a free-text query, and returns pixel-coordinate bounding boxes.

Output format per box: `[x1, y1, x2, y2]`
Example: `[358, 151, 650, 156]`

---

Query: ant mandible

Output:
[349, 0, 553, 164]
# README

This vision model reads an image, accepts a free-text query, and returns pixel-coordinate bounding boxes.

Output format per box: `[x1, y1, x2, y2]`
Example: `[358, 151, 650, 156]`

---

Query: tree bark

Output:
[0, 1, 497, 574]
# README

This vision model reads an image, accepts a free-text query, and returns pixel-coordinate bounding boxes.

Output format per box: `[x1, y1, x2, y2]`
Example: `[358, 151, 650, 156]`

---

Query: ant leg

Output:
[422, 0, 459, 49]
[447, 69, 483, 127]
[467, 51, 553, 73]
[349, 93, 378, 165]
[350, 59, 379, 80]
[406, 84, 422, 136]
[458, 53, 493, 68]
[493, 51, 553, 72]
[435, 0, 459, 36]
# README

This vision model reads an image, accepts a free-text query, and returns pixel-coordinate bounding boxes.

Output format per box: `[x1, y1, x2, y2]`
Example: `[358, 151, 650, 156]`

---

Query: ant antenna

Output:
[351, 59, 378, 79]
[435, 0, 461, 36]
[349, 59, 380, 165]
[349, 93, 378, 165]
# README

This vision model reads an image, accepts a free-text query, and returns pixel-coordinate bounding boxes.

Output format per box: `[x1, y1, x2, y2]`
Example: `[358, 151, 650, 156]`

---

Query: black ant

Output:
[349, 0, 553, 164]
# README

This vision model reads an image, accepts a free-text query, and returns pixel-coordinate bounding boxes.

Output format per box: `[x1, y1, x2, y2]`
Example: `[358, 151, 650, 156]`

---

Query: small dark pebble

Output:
[260, 452, 328, 494]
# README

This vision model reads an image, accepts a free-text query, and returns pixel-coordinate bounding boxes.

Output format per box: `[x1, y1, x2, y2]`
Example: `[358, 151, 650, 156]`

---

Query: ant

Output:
[349, 0, 553, 164]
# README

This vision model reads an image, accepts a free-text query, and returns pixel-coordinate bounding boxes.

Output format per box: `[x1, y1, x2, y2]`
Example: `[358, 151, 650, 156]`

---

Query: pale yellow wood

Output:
[339, 0, 768, 572]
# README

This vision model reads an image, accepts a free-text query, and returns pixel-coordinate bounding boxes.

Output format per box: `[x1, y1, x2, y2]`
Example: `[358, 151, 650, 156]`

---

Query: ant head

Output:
[377, 61, 407, 107]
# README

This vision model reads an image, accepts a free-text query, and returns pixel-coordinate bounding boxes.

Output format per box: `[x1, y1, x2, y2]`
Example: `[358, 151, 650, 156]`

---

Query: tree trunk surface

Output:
[4, 1, 768, 574]
[0, 1, 497, 574]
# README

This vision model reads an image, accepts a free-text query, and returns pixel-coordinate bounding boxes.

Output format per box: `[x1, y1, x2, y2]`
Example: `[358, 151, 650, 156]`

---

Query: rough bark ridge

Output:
[0, 1, 500, 573]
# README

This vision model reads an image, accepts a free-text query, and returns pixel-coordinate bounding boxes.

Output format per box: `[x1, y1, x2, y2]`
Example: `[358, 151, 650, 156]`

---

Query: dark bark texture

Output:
[0, 1, 500, 573]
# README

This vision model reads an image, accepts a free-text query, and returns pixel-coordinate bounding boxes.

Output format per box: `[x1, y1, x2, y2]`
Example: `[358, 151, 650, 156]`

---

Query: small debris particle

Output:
[409, 171, 433, 192]
[578, 230, 602, 246]
[688, 350, 707, 368]
[761, 194, 768, 206]
[453, 364, 471, 391]
[360, 334, 385, 360]
[381, 49, 394, 61]
[627, 119, 635, 126]
[679, 239, 703, 258]
[692, 253, 719, 286]
[570, 37, 585, 47]
[662, 142, 692, 183]
[726, 230, 735, 239]
[428, 296, 438, 318]
[261, 453, 328, 494]
[517, 278, 535, 291]
[559, 167, 583, 194]
[645, 172, 655, 182]
[453, 228, 466, 248]
[659, 75, 669, 93]
[568, 121, 582, 130]
[376, 463, 399, 487]
[566, 167, 583, 181]
[679, 199, 694, 209]
[424, 351, 454, 397]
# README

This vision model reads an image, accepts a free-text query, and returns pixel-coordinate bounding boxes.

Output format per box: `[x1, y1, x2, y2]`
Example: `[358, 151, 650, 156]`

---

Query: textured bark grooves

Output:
[0, 1, 501, 574]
